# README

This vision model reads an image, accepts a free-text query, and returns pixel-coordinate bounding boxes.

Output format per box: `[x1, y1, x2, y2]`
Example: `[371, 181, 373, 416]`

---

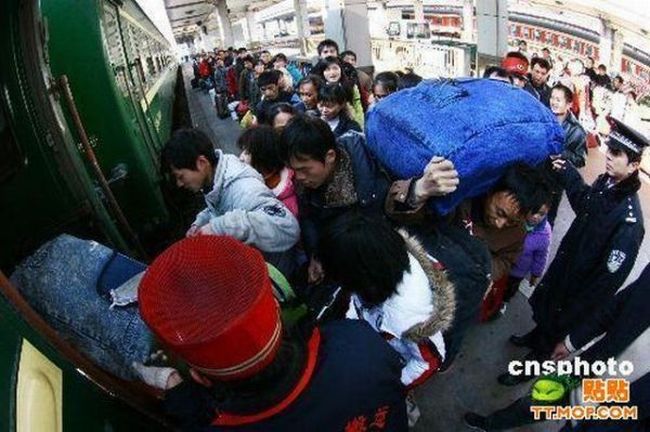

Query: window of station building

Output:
[0, 102, 23, 184]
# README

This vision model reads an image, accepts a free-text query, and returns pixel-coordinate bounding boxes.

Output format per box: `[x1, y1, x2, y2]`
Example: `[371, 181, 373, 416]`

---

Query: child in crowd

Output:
[237, 125, 299, 216]
[502, 202, 552, 313]
[296, 75, 324, 117]
[318, 84, 362, 138]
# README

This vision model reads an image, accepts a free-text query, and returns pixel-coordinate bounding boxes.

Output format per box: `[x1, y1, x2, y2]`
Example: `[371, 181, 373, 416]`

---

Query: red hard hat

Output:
[501, 55, 529, 77]
[139, 236, 282, 381]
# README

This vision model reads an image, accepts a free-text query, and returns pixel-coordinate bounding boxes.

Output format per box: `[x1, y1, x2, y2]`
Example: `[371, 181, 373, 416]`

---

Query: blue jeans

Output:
[10, 235, 153, 380]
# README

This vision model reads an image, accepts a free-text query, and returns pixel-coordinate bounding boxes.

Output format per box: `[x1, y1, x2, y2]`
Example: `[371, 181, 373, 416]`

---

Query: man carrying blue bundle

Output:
[387, 160, 551, 367]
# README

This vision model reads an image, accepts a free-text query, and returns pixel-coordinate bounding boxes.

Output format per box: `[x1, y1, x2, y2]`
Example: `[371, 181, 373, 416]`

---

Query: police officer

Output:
[137, 236, 408, 431]
[501, 118, 647, 386]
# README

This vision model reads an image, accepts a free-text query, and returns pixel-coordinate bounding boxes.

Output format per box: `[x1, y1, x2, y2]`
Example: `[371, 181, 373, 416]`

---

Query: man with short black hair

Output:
[545, 83, 588, 225]
[528, 57, 552, 106]
[317, 39, 339, 59]
[502, 119, 647, 386]
[594, 63, 612, 88]
[255, 70, 300, 124]
[161, 128, 299, 254]
[280, 114, 389, 284]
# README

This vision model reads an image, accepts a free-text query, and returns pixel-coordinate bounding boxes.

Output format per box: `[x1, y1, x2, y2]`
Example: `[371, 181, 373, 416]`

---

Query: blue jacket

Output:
[163, 320, 408, 431]
[530, 166, 644, 340]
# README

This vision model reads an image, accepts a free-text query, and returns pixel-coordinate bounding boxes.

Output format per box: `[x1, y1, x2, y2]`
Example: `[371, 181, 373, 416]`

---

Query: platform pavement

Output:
[182, 63, 242, 155]
[182, 70, 649, 431]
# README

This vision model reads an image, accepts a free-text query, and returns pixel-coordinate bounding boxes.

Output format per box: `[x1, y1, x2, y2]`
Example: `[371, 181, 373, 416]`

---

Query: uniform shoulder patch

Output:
[607, 250, 626, 273]
[262, 204, 287, 217]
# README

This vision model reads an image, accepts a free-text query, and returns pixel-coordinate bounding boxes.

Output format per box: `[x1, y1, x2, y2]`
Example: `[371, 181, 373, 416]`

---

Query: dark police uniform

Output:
[163, 320, 408, 432]
[529, 119, 647, 355]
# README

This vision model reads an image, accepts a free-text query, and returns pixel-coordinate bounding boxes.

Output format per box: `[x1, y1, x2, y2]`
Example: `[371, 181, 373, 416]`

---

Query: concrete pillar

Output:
[324, 0, 372, 67]
[413, 0, 425, 22]
[246, 11, 259, 43]
[475, 0, 508, 69]
[294, 0, 311, 55]
[600, 19, 623, 73]
[216, 1, 234, 48]
[462, 0, 474, 42]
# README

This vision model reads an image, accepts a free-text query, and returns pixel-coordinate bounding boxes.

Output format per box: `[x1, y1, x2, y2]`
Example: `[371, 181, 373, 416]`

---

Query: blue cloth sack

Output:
[365, 78, 564, 215]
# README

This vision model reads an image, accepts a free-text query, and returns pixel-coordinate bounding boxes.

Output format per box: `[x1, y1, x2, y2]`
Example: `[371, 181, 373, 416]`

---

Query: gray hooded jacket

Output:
[193, 150, 300, 252]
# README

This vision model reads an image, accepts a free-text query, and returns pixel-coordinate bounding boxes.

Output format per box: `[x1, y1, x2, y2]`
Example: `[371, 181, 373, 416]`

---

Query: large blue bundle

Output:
[366, 78, 564, 215]
[10, 235, 152, 379]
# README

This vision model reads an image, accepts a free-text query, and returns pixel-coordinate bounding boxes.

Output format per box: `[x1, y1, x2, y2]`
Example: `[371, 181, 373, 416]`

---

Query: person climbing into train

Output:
[237, 125, 298, 217]
[499, 118, 647, 387]
[317, 83, 362, 138]
[254, 70, 300, 125]
[136, 235, 409, 431]
[279, 114, 389, 285]
[162, 128, 300, 274]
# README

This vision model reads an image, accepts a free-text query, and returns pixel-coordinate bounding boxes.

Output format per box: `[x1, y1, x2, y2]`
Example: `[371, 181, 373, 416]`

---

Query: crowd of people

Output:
[141, 40, 650, 430]
[14, 39, 650, 431]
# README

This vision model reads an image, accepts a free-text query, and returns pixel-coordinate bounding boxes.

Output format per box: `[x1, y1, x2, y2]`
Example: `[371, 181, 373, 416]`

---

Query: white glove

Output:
[132, 362, 179, 390]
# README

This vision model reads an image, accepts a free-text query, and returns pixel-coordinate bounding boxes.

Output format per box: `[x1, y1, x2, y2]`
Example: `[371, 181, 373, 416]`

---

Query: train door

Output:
[101, 2, 160, 165]
[0, 0, 132, 268]
[116, 11, 165, 154]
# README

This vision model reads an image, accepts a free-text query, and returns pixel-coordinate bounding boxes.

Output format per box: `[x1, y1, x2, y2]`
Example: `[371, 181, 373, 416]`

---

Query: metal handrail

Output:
[57, 74, 148, 260]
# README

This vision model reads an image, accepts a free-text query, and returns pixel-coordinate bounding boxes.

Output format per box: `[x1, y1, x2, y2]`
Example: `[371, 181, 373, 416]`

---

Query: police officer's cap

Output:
[607, 117, 650, 156]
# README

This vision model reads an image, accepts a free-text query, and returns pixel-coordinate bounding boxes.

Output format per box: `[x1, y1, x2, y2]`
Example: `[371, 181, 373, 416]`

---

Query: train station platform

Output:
[182, 64, 241, 155]
[181, 67, 650, 431]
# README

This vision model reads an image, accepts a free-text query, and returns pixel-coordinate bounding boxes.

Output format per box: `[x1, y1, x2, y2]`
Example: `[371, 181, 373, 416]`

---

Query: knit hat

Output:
[139, 236, 282, 381]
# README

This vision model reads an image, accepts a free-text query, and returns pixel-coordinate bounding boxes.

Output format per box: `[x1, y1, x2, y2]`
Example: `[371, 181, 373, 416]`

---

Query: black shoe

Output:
[509, 332, 534, 348]
[497, 371, 534, 386]
[464, 412, 488, 431]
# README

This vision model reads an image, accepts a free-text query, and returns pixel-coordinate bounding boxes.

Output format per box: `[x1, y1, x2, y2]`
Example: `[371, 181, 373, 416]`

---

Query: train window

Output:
[0, 102, 23, 184]
[101, 6, 129, 97]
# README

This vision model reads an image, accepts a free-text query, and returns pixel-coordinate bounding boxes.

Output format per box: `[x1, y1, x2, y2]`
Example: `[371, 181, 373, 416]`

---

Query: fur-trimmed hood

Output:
[398, 229, 456, 341]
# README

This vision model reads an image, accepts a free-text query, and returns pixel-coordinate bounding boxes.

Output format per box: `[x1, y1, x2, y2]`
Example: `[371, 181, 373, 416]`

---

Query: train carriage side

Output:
[0, 0, 180, 429]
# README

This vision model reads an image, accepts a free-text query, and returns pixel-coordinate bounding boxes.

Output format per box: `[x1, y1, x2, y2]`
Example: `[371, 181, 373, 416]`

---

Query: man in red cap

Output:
[138, 235, 408, 431]
[501, 52, 540, 100]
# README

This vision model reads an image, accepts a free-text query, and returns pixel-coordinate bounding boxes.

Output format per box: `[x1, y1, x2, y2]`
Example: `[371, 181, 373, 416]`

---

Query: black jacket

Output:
[298, 131, 390, 256]
[559, 264, 650, 431]
[561, 112, 587, 168]
[332, 113, 362, 138]
[530, 166, 644, 341]
[163, 321, 407, 431]
[528, 77, 551, 107]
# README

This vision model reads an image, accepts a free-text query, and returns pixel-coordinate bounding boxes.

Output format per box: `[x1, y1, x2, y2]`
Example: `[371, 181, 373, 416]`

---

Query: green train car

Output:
[0, 0, 184, 429]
